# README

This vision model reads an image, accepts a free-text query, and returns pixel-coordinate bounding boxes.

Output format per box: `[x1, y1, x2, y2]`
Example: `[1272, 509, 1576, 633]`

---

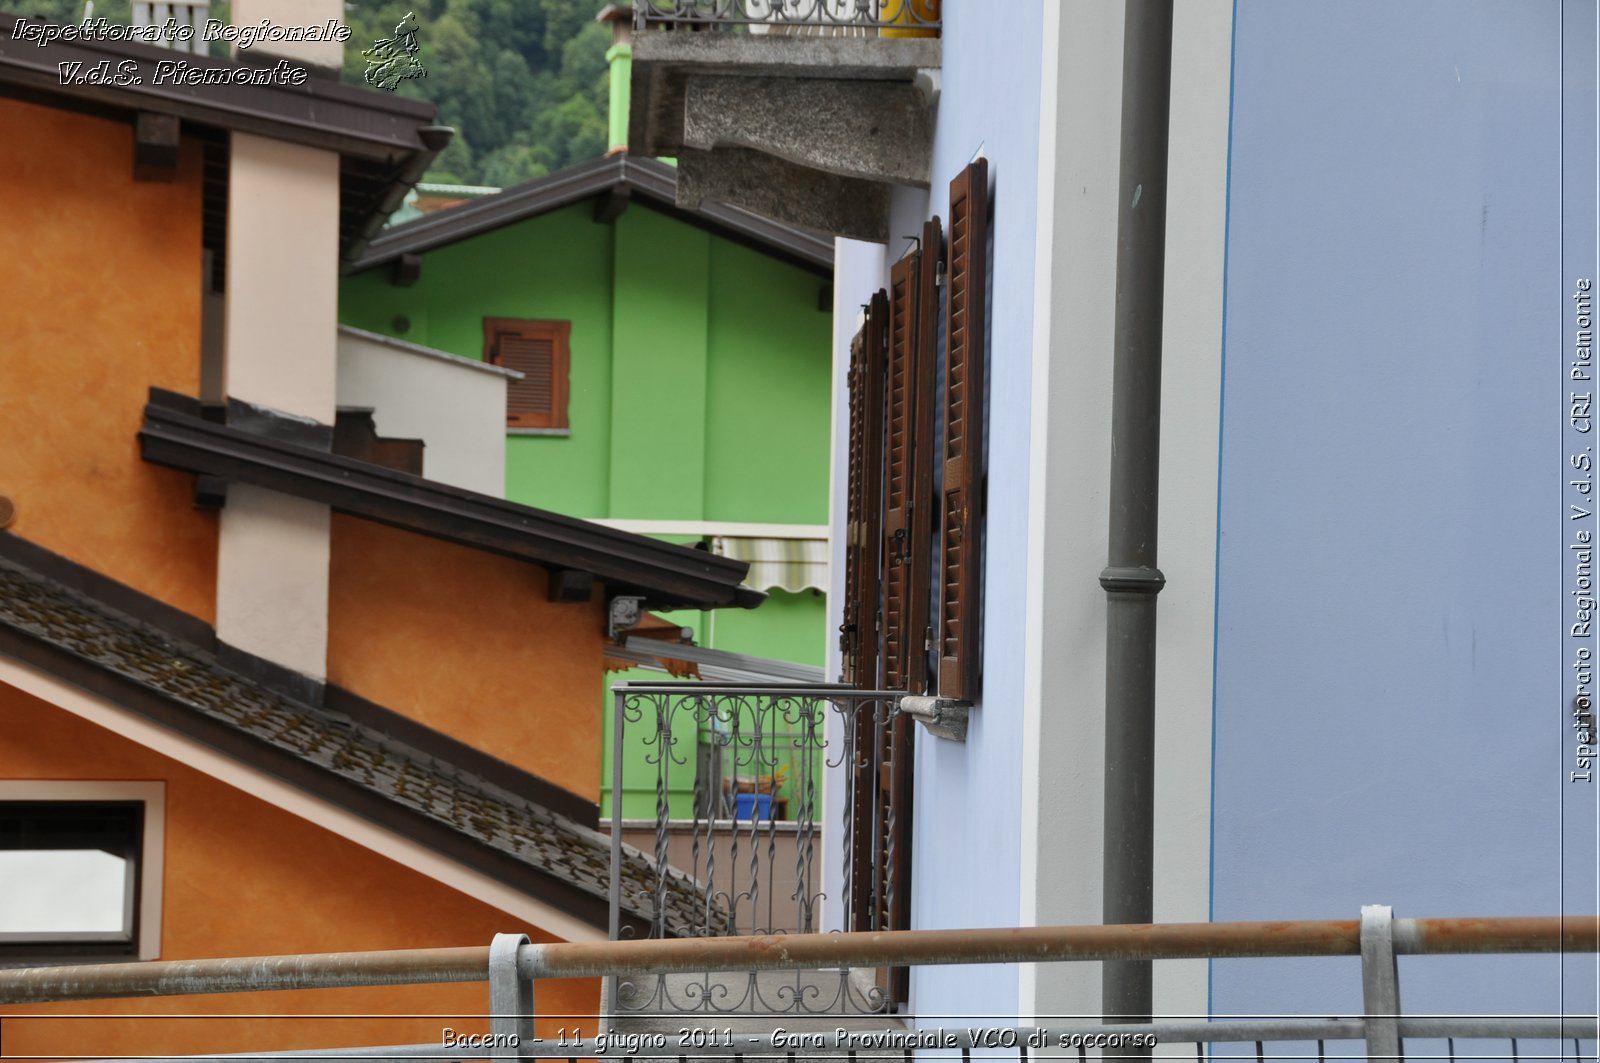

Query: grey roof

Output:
[347, 153, 833, 276]
[0, 553, 708, 937]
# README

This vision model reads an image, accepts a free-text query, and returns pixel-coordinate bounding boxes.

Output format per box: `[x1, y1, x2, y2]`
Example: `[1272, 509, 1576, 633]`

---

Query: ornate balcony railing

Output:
[634, 0, 940, 34]
[605, 681, 906, 1014]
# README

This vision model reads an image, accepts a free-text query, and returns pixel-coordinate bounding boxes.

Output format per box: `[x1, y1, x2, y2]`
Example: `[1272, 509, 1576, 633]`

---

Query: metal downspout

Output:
[1101, 0, 1174, 1028]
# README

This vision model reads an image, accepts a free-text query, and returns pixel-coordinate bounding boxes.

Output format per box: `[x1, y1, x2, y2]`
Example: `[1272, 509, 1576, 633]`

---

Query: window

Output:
[838, 164, 987, 970]
[483, 318, 572, 433]
[0, 781, 164, 963]
[841, 159, 988, 702]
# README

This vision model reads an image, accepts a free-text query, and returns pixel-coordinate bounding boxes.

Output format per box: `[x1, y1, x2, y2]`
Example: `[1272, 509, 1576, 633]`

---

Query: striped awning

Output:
[710, 536, 828, 594]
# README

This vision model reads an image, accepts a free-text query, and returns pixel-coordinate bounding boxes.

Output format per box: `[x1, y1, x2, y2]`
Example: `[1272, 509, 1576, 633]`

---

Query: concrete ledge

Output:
[682, 75, 931, 187]
[678, 146, 890, 242]
[632, 33, 939, 157]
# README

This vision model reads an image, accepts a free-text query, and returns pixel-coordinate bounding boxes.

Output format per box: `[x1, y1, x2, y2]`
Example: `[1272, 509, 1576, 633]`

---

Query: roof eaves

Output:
[0, 18, 439, 163]
[349, 154, 833, 276]
[0, 542, 709, 936]
[137, 390, 763, 611]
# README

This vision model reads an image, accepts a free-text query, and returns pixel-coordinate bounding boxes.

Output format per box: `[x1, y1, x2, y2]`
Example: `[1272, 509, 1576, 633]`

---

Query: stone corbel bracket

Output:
[631, 33, 941, 243]
[899, 695, 969, 742]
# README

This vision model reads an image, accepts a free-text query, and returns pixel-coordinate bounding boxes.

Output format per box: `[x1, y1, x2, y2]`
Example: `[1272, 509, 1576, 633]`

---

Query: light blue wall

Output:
[902, 0, 1043, 1022]
[1212, 0, 1592, 1023]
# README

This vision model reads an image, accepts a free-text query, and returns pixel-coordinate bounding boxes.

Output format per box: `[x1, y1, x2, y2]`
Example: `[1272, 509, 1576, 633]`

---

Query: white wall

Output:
[1023, 0, 1232, 1025]
[1018, 0, 1124, 1021]
[336, 325, 515, 498]
[216, 132, 340, 682]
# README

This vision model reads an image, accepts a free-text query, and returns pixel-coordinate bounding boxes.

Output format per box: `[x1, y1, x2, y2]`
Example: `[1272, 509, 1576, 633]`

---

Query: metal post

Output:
[1360, 905, 1404, 1062]
[608, 686, 626, 1015]
[489, 933, 534, 1060]
[1101, 0, 1174, 1029]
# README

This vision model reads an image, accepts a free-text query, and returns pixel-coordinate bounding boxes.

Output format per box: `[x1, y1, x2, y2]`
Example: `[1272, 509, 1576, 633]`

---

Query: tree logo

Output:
[362, 11, 426, 91]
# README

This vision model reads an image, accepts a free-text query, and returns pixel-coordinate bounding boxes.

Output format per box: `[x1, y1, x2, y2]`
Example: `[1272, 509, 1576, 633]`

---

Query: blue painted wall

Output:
[900, 0, 1043, 1023]
[1212, 0, 1591, 1024]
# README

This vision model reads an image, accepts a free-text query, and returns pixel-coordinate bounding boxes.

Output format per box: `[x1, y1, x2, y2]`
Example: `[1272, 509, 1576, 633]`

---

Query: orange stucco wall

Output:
[326, 517, 605, 801]
[0, 682, 600, 1058]
[0, 99, 218, 622]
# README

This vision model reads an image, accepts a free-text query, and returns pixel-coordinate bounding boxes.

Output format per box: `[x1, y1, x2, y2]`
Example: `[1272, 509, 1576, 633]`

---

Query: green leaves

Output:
[23, 0, 610, 188]
[345, 0, 611, 188]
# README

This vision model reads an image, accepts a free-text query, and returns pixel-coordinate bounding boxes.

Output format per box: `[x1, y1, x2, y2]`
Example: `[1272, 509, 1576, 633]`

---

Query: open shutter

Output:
[907, 217, 942, 695]
[881, 219, 943, 696]
[881, 250, 917, 693]
[840, 326, 869, 686]
[848, 290, 888, 938]
[938, 159, 987, 702]
[841, 295, 888, 688]
[483, 318, 571, 430]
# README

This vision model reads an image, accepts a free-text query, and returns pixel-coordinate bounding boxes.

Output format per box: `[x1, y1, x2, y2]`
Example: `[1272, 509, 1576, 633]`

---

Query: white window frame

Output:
[0, 780, 165, 962]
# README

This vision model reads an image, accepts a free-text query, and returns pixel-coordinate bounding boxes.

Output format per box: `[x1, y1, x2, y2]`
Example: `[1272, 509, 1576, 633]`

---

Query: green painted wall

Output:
[339, 200, 832, 821]
[609, 208, 710, 519]
[704, 240, 832, 525]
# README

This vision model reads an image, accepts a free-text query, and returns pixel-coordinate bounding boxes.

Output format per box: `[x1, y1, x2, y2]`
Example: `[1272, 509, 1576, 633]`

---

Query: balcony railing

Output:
[634, 0, 940, 34]
[2, 912, 1595, 1061]
[605, 681, 907, 1015]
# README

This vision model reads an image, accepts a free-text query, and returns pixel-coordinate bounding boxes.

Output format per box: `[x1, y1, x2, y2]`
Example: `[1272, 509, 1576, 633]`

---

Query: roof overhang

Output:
[138, 390, 766, 612]
[0, 18, 450, 261]
[347, 153, 834, 277]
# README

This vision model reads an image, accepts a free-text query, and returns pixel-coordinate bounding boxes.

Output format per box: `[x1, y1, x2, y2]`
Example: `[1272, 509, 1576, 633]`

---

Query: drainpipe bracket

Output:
[1098, 565, 1167, 595]
[900, 695, 968, 742]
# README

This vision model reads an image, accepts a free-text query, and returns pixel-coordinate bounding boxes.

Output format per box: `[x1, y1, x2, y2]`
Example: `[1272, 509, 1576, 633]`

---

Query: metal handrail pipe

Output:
[4, 917, 1596, 1004]
[0, 946, 491, 1005]
[519, 917, 1598, 979]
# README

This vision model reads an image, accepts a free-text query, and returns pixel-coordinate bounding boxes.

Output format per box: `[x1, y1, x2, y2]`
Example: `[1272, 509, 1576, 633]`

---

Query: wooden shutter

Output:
[847, 291, 888, 938]
[881, 219, 942, 698]
[938, 159, 987, 701]
[840, 326, 868, 685]
[881, 251, 917, 693]
[483, 318, 571, 430]
[841, 292, 888, 689]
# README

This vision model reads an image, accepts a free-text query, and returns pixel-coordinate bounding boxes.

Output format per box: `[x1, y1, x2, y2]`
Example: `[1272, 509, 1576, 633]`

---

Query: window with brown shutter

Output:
[938, 159, 988, 702]
[840, 293, 888, 690]
[881, 219, 942, 696]
[483, 318, 571, 431]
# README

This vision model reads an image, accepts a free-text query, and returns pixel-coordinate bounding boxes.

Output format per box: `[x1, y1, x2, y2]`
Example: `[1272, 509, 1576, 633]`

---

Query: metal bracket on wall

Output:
[900, 695, 969, 742]
[606, 595, 644, 641]
[1360, 904, 1403, 1062]
[488, 932, 534, 1059]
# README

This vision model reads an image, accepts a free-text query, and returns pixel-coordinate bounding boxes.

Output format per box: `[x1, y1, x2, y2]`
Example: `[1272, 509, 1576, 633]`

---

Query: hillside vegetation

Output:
[16, 0, 611, 187]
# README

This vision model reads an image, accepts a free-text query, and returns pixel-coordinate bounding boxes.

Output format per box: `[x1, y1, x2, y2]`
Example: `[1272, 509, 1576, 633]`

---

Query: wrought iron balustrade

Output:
[634, 0, 940, 34]
[605, 681, 905, 1014]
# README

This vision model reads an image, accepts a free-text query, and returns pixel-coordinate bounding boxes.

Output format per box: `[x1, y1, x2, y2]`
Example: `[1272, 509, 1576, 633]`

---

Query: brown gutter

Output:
[5, 917, 1594, 1004]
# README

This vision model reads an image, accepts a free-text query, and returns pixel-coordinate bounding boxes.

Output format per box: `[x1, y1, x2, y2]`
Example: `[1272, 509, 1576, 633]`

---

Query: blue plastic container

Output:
[733, 792, 773, 822]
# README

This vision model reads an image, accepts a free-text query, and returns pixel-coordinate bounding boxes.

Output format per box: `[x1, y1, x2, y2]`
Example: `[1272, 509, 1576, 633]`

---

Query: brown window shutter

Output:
[938, 159, 987, 702]
[881, 250, 918, 693]
[840, 294, 888, 688]
[882, 222, 941, 696]
[840, 325, 868, 686]
[483, 318, 571, 430]
[847, 292, 890, 940]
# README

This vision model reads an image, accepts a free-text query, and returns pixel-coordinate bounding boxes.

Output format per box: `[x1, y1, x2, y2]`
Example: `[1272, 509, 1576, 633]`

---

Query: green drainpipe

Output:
[606, 41, 632, 154]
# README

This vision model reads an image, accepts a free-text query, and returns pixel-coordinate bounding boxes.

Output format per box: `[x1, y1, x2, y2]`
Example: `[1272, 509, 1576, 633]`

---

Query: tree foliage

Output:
[21, 0, 610, 188]
[344, 0, 610, 187]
